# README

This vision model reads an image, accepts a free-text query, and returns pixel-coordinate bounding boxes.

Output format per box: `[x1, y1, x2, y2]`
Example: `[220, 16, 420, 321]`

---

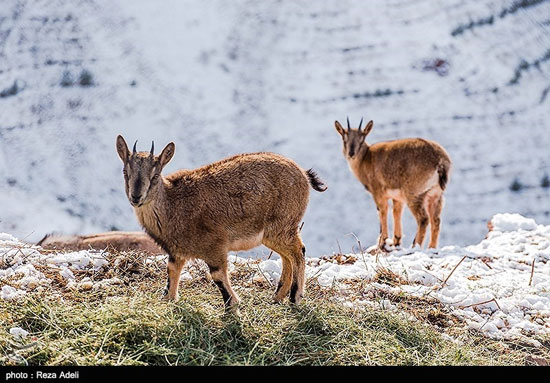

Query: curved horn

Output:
[358, 117, 364, 132]
[347, 116, 351, 131]
[132, 140, 138, 154]
[150, 141, 154, 156]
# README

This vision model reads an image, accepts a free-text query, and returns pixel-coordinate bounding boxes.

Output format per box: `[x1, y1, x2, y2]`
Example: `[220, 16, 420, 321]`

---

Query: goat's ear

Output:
[116, 135, 129, 163]
[159, 142, 175, 168]
[334, 120, 345, 136]
[363, 120, 374, 136]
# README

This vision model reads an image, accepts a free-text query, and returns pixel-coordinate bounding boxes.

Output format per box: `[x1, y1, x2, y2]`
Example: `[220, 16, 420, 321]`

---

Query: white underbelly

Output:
[386, 189, 405, 201]
[229, 231, 264, 251]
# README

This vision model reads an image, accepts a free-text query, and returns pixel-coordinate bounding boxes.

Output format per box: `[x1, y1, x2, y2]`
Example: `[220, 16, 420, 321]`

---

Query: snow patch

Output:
[9, 327, 29, 340]
[491, 213, 538, 232]
[1, 286, 26, 300]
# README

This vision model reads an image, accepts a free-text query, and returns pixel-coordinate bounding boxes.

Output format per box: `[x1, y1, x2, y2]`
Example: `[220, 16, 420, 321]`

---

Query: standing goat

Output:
[116, 135, 326, 310]
[335, 118, 451, 250]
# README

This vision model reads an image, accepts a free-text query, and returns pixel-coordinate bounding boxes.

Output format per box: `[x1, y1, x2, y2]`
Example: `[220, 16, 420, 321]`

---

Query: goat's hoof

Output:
[377, 244, 391, 253]
[377, 237, 390, 251]
[224, 303, 241, 317]
[162, 294, 178, 302]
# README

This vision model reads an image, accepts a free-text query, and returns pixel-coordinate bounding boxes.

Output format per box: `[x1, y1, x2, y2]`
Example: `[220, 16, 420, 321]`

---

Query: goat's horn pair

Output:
[131, 140, 154, 155]
[347, 117, 364, 131]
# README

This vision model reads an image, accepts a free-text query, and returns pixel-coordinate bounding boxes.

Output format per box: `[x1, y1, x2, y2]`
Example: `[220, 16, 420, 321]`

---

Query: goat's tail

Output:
[437, 162, 451, 191]
[306, 169, 327, 192]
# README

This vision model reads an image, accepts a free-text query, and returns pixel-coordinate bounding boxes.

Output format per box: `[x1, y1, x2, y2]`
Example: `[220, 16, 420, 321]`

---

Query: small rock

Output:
[79, 281, 93, 291]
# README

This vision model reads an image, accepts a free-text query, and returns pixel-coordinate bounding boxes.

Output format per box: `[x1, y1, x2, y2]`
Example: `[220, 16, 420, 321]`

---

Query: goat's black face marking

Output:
[122, 153, 162, 207]
[339, 120, 372, 160]
[116, 136, 175, 209]
[348, 143, 357, 158]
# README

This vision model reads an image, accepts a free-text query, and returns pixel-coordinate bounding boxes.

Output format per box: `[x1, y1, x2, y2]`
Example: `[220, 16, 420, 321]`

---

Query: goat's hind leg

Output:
[427, 193, 444, 248]
[408, 193, 429, 247]
[275, 255, 294, 303]
[289, 237, 306, 305]
[263, 238, 295, 303]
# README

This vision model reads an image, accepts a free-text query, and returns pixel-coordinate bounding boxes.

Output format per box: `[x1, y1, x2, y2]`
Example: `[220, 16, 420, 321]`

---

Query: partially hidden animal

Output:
[116, 135, 327, 310]
[37, 231, 163, 254]
[335, 118, 451, 250]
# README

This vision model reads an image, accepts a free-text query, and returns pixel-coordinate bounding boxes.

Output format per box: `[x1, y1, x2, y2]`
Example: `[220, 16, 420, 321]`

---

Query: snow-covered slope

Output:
[0, 0, 549, 255]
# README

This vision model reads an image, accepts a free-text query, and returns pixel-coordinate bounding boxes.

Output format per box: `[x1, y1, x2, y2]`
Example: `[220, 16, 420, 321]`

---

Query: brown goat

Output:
[116, 135, 326, 310]
[37, 231, 163, 254]
[335, 118, 451, 250]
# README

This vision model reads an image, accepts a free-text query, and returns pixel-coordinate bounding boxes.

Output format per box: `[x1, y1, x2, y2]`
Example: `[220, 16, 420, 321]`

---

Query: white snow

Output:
[59, 267, 75, 281]
[1, 285, 26, 301]
[9, 327, 29, 340]
[259, 259, 283, 282]
[0, 233, 109, 296]
[0, 234, 18, 242]
[490, 213, 538, 232]
[45, 251, 109, 270]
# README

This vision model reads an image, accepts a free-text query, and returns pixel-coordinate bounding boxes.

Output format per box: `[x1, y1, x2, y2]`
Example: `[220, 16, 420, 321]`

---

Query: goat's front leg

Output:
[164, 255, 186, 301]
[375, 198, 389, 250]
[207, 259, 241, 313]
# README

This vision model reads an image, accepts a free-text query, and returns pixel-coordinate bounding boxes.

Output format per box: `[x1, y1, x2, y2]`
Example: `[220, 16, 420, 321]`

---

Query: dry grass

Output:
[0, 250, 549, 366]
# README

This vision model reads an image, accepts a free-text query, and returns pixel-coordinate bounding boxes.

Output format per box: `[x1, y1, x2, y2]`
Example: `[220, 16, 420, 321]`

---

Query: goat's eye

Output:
[123, 170, 128, 176]
[152, 174, 159, 181]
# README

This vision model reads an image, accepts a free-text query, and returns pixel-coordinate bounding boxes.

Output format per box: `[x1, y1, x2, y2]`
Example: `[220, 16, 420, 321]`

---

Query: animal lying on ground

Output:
[116, 135, 327, 310]
[335, 117, 451, 250]
[37, 231, 163, 254]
